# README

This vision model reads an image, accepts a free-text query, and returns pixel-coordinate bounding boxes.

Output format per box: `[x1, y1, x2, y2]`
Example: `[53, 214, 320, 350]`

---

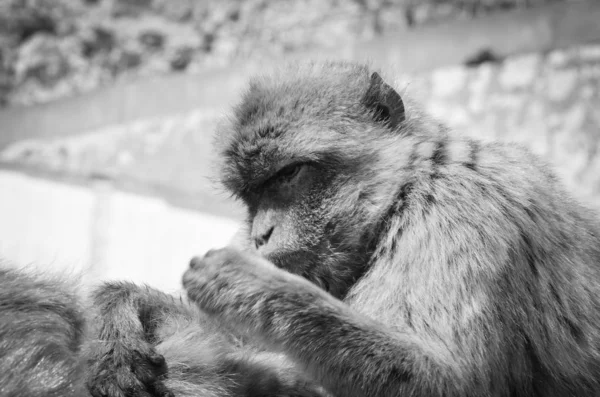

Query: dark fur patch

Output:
[520, 231, 538, 278]
[562, 316, 584, 344]
[367, 182, 413, 260]
[425, 194, 436, 206]
[396, 182, 414, 214]
[388, 365, 412, 384]
[389, 182, 415, 251]
[523, 335, 545, 396]
[465, 140, 479, 170]
[257, 125, 277, 138]
[431, 139, 447, 178]
[405, 308, 413, 329]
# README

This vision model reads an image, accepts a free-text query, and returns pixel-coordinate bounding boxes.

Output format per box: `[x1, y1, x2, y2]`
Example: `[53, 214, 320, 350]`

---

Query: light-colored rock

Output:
[426, 102, 470, 128]
[547, 49, 572, 68]
[552, 105, 591, 189]
[505, 101, 549, 157]
[468, 64, 496, 113]
[545, 68, 578, 102]
[562, 104, 587, 134]
[580, 44, 600, 62]
[581, 64, 600, 80]
[499, 54, 540, 89]
[431, 66, 468, 98]
[488, 92, 527, 110]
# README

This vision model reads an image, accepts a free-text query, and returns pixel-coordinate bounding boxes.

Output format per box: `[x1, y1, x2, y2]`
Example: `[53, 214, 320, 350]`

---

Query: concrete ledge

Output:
[0, 170, 240, 291]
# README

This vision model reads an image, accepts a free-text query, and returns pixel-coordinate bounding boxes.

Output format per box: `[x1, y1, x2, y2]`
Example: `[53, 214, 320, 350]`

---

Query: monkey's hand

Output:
[183, 247, 330, 338]
[87, 339, 173, 397]
[86, 282, 185, 397]
[183, 248, 336, 396]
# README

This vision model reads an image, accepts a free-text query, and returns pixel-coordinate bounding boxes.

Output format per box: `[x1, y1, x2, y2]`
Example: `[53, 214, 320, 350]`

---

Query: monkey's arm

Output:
[183, 249, 460, 397]
[89, 281, 330, 397]
[86, 282, 188, 397]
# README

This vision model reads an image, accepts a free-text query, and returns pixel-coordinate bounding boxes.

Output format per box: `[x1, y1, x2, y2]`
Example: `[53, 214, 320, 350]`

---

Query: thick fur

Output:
[0, 265, 327, 397]
[0, 266, 88, 397]
[183, 61, 600, 397]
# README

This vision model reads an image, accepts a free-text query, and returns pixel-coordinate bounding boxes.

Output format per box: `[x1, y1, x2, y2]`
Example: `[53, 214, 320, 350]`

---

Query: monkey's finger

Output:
[147, 380, 175, 397]
[189, 255, 206, 270]
[203, 248, 221, 259]
[131, 349, 167, 375]
[129, 354, 174, 397]
[182, 269, 201, 289]
[147, 352, 168, 376]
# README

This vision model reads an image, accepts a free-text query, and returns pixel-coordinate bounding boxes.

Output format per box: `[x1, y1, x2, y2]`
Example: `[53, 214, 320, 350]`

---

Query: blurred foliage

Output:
[0, 0, 562, 107]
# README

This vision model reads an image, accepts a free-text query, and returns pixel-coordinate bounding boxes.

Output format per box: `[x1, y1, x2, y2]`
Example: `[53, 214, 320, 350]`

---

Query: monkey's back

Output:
[345, 135, 600, 396]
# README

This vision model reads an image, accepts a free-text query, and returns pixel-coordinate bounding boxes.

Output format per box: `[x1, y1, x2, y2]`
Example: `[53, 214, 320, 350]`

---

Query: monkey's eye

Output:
[268, 163, 304, 186]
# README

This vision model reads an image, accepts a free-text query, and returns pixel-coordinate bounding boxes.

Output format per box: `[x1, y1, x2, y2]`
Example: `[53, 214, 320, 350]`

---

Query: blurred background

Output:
[0, 0, 599, 292]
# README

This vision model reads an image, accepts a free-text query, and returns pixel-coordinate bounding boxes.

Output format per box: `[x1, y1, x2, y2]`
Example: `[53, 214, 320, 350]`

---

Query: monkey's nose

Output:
[254, 226, 274, 249]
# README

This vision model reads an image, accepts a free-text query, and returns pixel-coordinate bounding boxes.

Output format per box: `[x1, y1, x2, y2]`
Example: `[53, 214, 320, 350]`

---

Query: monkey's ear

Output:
[362, 72, 405, 130]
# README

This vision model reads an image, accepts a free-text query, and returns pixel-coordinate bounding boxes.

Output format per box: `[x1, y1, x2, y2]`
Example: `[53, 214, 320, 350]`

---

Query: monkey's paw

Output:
[87, 341, 174, 397]
[183, 247, 286, 318]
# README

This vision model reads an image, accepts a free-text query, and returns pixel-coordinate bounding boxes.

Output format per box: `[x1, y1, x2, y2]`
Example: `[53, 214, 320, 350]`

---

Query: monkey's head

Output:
[216, 62, 417, 298]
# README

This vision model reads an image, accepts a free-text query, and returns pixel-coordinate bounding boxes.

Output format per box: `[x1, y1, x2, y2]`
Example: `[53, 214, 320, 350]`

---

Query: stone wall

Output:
[0, 42, 598, 287]
[3, 43, 599, 210]
[1, 0, 554, 106]
[411, 44, 600, 208]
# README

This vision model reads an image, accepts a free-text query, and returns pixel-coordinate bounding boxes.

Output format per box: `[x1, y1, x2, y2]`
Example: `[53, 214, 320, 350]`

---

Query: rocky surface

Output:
[2, 42, 599, 214]
[421, 45, 600, 207]
[0, 0, 557, 107]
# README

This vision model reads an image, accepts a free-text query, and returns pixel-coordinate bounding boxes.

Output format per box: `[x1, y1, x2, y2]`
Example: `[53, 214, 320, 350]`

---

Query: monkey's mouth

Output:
[264, 249, 317, 276]
[263, 248, 335, 293]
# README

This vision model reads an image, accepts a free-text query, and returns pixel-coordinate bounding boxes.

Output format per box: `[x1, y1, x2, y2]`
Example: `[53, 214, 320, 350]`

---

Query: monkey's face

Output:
[215, 63, 406, 298]
[226, 155, 371, 299]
